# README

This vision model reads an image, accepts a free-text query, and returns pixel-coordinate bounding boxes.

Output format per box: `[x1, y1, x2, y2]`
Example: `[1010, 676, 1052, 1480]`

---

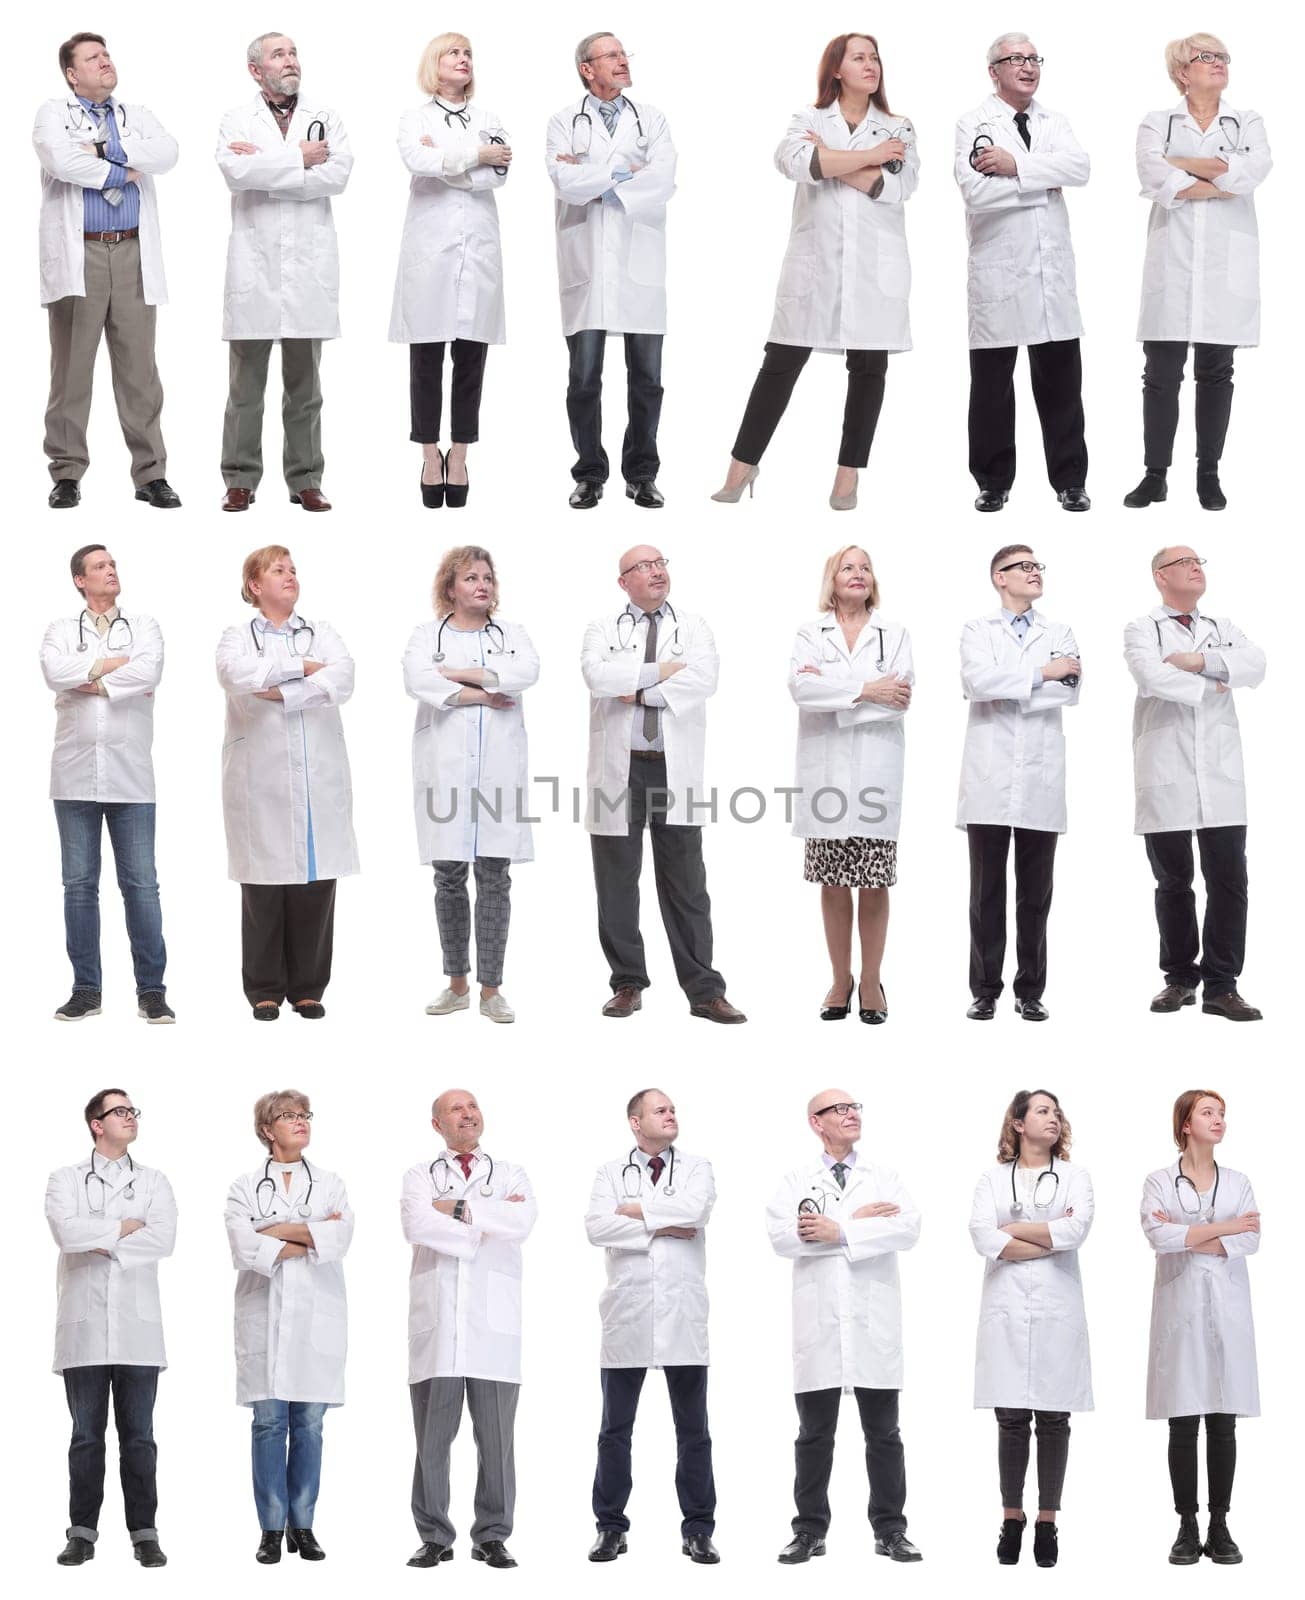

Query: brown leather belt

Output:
[629, 749, 665, 761]
[83, 228, 139, 243]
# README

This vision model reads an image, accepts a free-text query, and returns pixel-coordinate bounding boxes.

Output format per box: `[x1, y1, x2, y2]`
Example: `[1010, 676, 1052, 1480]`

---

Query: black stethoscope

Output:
[863, 118, 914, 174]
[433, 102, 508, 174]
[252, 617, 315, 656]
[968, 118, 1001, 170]
[433, 617, 511, 663]
[65, 97, 131, 137]
[821, 622, 886, 673]
[76, 610, 132, 652]
[255, 1156, 314, 1219]
[86, 1151, 135, 1214]
[1010, 1150, 1059, 1212]
[1175, 1156, 1220, 1218]
[611, 603, 682, 655]
[572, 96, 645, 156]
[1154, 614, 1224, 650]
[622, 1145, 676, 1197]
[431, 1151, 496, 1198]
[306, 118, 326, 141]
[1163, 111, 1242, 155]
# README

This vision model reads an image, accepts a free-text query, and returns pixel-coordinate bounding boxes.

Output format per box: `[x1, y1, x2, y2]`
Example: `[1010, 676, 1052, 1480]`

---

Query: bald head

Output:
[617, 545, 671, 612]
[807, 1089, 861, 1153]
[431, 1087, 483, 1153]
[1150, 544, 1207, 609]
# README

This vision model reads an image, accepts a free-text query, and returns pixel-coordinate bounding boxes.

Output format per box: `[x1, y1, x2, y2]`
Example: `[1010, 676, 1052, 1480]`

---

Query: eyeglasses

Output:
[1157, 556, 1206, 572]
[274, 1111, 313, 1125]
[994, 54, 1043, 67]
[813, 1102, 862, 1118]
[586, 49, 633, 64]
[620, 557, 669, 577]
[99, 1105, 141, 1120]
[1190, 52, 1230, 66]
[997, 560, 1045, 574]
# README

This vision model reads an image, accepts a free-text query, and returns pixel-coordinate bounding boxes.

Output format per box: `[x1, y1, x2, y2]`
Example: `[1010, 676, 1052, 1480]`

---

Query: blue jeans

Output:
[251, 1401, 327, 1530]
[54, 801, 166, 994]
[566, 330, 663, 483]
[63, 1364, 160, 1538]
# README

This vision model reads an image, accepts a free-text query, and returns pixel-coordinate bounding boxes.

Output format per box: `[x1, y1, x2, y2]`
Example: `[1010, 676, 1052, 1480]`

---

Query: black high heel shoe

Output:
[820, 980, 855, 1021]
[859, 982, 888, 1024]
[421, 456, 445, 509]
[286, 1528, 325, 1561]
[255, 1531, 283, 1564]
[445, 448, 469, 509]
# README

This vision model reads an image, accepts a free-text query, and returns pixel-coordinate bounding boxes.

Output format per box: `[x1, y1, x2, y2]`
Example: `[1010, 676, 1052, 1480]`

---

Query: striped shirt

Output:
[78, 96, 140, 232]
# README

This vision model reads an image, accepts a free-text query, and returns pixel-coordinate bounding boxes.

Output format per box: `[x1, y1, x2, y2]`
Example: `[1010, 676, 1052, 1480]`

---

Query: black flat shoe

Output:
[974, 489, 1008, 513]
[1197, 465, 1227, 511]
[875, 1531, 923, 1562]
[1014, 997, 1049, 1022]
[820, 981, 854, 1021]
[56, 1536, 95, 1565]
[252, 1002, 280, 1021]
[472, 1540, 516, 1568]
[134, 1540, 168, 1567]
[1033, 1522, 1058, 1568]
[777, 1533, 825, 1564]
[569, 479, 604, 509]
[286, 1528, 324, 1560]
[445, 450, 469, 508]
[626, 479, 664, 508]
[967, 997, 996, 1020]
[256, 1531, 283, 1565]
[290, 1001, 326, 1019]
[49, 478, 81, 509]
[408, 1542, 453, 1567]
[1168, 1514, 1201, 1565]
[589, 1531, 627, 1562]
[1057, 486, 1090, 512]
[997, 1517, 1026, 1565]
[421, 460, 445, 509]
[1124, 470, 1167, 508]
[134, 478, 182, 508]
[859, 982, 887, 1024]
[682, 1534, 720, 1564]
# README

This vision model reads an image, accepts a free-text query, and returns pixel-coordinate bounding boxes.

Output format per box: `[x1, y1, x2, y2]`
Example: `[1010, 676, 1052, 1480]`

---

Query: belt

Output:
[629, 749, 665, 762]
[83, 228, 139, 243]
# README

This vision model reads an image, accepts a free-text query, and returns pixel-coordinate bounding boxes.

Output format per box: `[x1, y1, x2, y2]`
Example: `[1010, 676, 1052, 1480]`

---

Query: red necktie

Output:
[648, 1156, 664, 1186]
[457, 1153, 474, 1181]
[1175, 613, 1194, 630]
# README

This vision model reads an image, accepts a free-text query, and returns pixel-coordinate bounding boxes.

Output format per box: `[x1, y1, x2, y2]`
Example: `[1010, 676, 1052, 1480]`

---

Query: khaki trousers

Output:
[221, 339, 324, 493]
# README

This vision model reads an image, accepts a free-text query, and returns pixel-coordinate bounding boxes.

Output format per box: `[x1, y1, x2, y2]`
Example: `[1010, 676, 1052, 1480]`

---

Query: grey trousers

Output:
[433, 858, 512, 987]
[410, 1376, 518, 1547]
[221, 338, 324, 492]
[45, 237, 167, 486]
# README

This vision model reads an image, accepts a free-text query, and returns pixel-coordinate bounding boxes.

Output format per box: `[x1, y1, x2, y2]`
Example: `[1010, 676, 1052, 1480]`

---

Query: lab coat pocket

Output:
[776, 248, 816, 306]
[557, 216, 590, 290]
[1214, 724, 1245, 786]
[1226, 228, 1259, 300]
[310, 1305, 348, 1360]
[968, 260, 1015, 311]
[966, 723, 995, 784]
[486, 1270, 521, 1336]
[224, 235, 257, 299]
[57, 1264, 90, 1325]
[793, 1280, 819, 1352]
[1134, 729, 1168, 788]
[234, 1306, 268, 1361]
[1041, 730, 1066, 790]
[627, 220, 665, 287]
[135, 1272, 163, 1324]
[877, 235, 911, 300]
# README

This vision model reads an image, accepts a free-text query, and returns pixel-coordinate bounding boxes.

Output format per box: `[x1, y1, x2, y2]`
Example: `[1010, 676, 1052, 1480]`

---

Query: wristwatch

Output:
[94, 140, 107, 160]
[453, 1198, 467, 1223]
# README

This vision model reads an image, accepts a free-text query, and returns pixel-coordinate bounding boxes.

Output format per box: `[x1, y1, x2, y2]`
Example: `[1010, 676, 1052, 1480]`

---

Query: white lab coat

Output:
[766, 1156, 920, 1394]
[581, 607, 718, 837]
[954, 95, 1089, 349]
[584, 1148, 715, 1369]
[389, 101, 508, 345]
[215, 96, 354, 341]
[401, 1152, 538, 1386]
[33, 96, 176, 307]
[788, 612, 912, 843]
[216, 614, 359, 884]
[956, 611, 1079, 833]
[970, 1161, 1094, 1411]
[1124, 609, 1265, 834]
[40, 612, 164, 803]
[402, 617, 540, 864]
[46, 1158, 177, 1374]
[1140, 1163, 1259, 1420]
[225, 1161, 354, 1406]
[769, 104, 918, 353]
[545, 96, 677, 336]
[1136, 101, 1272, 347]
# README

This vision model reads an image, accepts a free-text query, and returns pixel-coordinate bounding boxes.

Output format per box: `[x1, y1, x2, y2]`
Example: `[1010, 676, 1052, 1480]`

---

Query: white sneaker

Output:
[479, 993, 516, 1024]
[425, 987, 471, 1016]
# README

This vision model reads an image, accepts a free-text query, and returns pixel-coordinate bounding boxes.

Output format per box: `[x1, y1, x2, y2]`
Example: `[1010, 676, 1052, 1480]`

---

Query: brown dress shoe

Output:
[689, 996, 747, 1024]
[1150, 984, 1196, 1013]
[291, 488, 332, 512]
[1202, 991, 1262, 1022]
[222, 486, 254, 512]
[602, 986, 643, 1018]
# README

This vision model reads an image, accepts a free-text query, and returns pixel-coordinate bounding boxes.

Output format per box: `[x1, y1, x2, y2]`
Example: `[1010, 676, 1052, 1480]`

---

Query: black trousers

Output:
[591, 755, 724, 1003]
[1141, 341, 1235, 468]
[995, 1409, 1071, 1511]
[792, 1387, 907, 1539]
[240, 880, 337, 1004]
[967, 825, 1057, 1001]
[409, 339, 488, 444]
[1168, 1414, 1237, 1515]
[731, 343, 889, 468]
[566, 329, 663, 483]
[592, 1366, 716, 1537]
[64, 1365, 159, 1535]
[1143, 826, 1247, 997]
[968, 338, 1087, 491]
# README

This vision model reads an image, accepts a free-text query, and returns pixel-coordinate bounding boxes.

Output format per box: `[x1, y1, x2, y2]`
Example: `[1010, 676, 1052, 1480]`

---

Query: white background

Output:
[5, 0, 1296, 1594]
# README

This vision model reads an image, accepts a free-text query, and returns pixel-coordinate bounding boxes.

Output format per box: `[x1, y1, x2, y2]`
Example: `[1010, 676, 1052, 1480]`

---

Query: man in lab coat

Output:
[585, 1088, 719, 1564]
[958, 544, 1081, 1022]
[954, 35, 1090, 513]
[45, 1089, 177, 1568]
[766, 1093, 922, 1565]
[546, 34, 677, 509]
[40, 546, 172, 1024]
[215, 34, 353, 513]
[1124, 547, 1265, 1020]
[401, 1089, 537, 1570]
[34, 34, 181, 509]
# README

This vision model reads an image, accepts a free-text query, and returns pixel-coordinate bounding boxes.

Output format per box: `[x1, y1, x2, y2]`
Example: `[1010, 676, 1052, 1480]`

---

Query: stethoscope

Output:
[611, 603, 682, 655]
[865, 119, 914, 175]
[432, 617, 511, 663]
[431, 1151, 496, 1198]
[76, 610, 132, 652]
[1009, 1150, 1059, 1212]
[306, 118, 326, 141]
[255, 1156, 314, 1219]
[821, 623, 886, 673]
[1175, 1156, 1220, 1218]
[433, 100, 508, 173]
[251, 618, 316, 656]
[969, 120, 998, 170]
[572, 96, 646, 158]
[65, 97, 131, 137]
[622, 1145, 677, 1197]
[86, 1150, 135, 1214]
[1154, 614, 1224, 650]
[1163, 111, 1242, 155]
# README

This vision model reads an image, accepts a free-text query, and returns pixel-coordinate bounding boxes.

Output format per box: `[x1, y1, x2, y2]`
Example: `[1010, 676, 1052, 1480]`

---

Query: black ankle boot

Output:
[1203, 1513, 1242, 1564]
[997, 1517, 1026, 1564]
[1169, 1513, 1201, 1565]
[1197, 462, 1226, 510]
[256, 1530, 283, 1564]
[1033, 1521, 1059, 1567]
[1123, 469, 1168, 508]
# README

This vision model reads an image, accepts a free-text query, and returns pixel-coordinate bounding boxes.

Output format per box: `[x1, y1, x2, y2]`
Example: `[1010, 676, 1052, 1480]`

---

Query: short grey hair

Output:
[247, 32, 287, 67]
[576, 30, 616, 84]
[987, 32, 1033, 66]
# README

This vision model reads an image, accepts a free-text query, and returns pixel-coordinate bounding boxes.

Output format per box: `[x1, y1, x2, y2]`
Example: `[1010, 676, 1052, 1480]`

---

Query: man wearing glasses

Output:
[1125, 547, 1265, 1020]
[546, 33, 677, 510]
[954, 36, 1090, 514]
[958, 545, 1081, 1022]
[581, 546, 745, 1023]
[45, 1091, 177, 1568]
[766, 1093, 922, 1565]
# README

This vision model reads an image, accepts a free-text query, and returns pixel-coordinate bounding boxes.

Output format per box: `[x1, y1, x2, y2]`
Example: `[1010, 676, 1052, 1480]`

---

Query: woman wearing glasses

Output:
[712, 34, 917, 510]
[789, 547, 912, 1022]
[1126, 35, 1272, 512]
[1141, 1090, 1260, 1565]
[216, 548, 359, 1021]
[969, 1089, 1093, 1568]
[224, 1091, 354, 1565]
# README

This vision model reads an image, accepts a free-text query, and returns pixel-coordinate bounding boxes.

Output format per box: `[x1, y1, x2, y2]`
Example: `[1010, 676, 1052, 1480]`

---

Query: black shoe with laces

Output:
[777, 1532, 826, 1564]
[55, 990, 102, 1021]
[49, 478, 82, 509]
[286, 1528, 325, 1560]
[137, 991, 175, 1024]
[134, 1540, 168, 1567]
[1203, 1513, 1243, 1564]
[134, 479, 182, 508]
[255, 1531, 283, 1564]
[472, 1540, 517, 1568]
[57, 1536, 95, 1565]
[1169, 1513, 1202, 1564]
[1124, 469, 1168, 508]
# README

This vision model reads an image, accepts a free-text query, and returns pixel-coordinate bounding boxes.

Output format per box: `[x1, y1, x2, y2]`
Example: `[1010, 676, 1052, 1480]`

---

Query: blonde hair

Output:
[1173, 1088, 1226, 1151]
[1164, 33, 1228, 91]
[996, 1088, 1072, 1164]
[254, 1088, 311, 1153]
[818, 546, 880, 614]
[241, 545, 292, 606]
[419, 32, 475, 99]
[433, 546, 498, 618]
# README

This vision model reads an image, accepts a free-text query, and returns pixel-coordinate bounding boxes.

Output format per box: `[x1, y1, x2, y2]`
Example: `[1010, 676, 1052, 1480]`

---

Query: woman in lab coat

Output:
[216, 547, 358, 1021]
[402, 547, 539, 1023]
[1125, 34, 1272, 511]
[390, 34, 510, 508]
[225, 1089, 353, 1564]
[713, 34, 917, 511]
[1141, 1089, 1259, 1566]
[789, 546, 912, 1023]
[970, 1089, 1093, 1568]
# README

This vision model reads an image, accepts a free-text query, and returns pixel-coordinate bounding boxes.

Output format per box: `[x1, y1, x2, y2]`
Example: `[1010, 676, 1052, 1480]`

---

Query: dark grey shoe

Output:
[57, 1536, 95, 1566]
[134, 1540, 167, 1567]
[55, 990, 102, 1021]
[137, 991, 175, 1024]
[1124, 470, 1167, 508]
[1151, 984, 1196, 1013]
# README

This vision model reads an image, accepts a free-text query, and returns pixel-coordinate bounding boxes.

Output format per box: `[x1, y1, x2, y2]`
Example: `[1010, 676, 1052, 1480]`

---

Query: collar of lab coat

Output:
[806, 1149, 870, 1201]
[982, 92, 1047, 148]
[987, 605, 1046, 650]
[79, 1153, 138, 1195]
[253, 609, 306, 635]
[817, 607, 883, 663]
[1152, 604, 1218, 646]
[575, 92, 635, 154]
[246, 91, 323, 143]
[1169, 96, 1235, 135]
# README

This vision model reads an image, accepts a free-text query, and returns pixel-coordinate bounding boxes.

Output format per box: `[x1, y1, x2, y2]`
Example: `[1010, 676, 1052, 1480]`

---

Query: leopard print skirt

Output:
[804, 836, 898, 888]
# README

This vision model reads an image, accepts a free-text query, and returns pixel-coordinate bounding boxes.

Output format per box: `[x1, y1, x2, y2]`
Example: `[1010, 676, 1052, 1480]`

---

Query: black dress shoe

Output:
[134, 478, 182, 508]
[256, 1530, 283, 1564]
[1203, 1513, 1242, 1564]
[777, 1532, 826, 1564]
[1168, 1513, 1202, 1565]
[1202, 990, 1262, 1022]
[569, 479, 604, 509]
[859, 982, 887, 1024]
[49, 478, 82, 509]
[967, 996, 996, 1020]
[626, 479, 664, 508]
[820, 981, 854, 1021]
[134, 1540, 168, 1567]
[471, 1540, 516, 1568]
[974, 488, 1008, 512]
[997, 1517, 1026, 1564]
[875, 1531, 923, 1562]
[421, 461, 445, 509]
[1151, 983, 1196, 1013]
[1124, 470, 1167, 508]
[57, 1536, 95, 1565]
[1197, 465, 1227, 510]
[286, 1527, 325, 1560]
[589, 1531, 628, 1562]
[682, 1534, 720, 1564]
[1033, 1521, 1058, 1567]
[408, 1542, 454, 1567]
[1057, 486, 1090, 511]
[1014, 997, 1049, 1021]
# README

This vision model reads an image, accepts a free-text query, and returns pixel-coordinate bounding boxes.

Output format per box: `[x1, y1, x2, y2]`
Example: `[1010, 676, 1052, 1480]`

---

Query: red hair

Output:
[815, 33, 892, 113]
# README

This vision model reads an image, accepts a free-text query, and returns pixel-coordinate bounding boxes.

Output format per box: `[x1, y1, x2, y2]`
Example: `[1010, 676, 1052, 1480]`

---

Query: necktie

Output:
[642, 611, 659, 742]
[598, 99, 620, 136]
[648, 1156, 664, 1186]
[1014, 110, 1031, 150]
[92, 106, 124, 207]
[831, 1162, 847, 1190]
[457, 1153, 474, 1181]
[1175, 613, 1194, 630]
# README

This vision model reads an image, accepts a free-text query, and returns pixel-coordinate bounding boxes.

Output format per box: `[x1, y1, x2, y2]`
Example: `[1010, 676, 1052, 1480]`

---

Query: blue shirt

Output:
[78, 97, 140, 232]
[588, 94, 634, 192]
